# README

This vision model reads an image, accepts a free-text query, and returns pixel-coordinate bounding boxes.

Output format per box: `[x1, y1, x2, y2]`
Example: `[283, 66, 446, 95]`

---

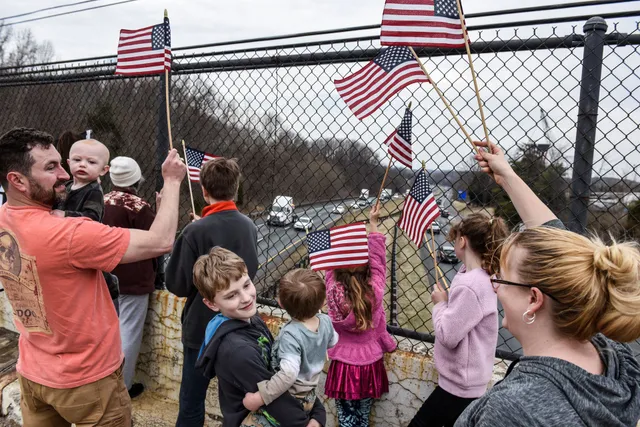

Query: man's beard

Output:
[27, 177, 67, 207]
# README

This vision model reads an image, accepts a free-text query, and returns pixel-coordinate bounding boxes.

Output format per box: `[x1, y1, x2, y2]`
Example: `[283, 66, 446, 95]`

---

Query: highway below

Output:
[252, 198, 358, 295]
[251, 189, 640, 361]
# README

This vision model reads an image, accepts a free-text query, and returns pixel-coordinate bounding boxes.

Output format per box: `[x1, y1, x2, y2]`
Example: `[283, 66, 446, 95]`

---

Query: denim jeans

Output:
[176, 346, 211, 427]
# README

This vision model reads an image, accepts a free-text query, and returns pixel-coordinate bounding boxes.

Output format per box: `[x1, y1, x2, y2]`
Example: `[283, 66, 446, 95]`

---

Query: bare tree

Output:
[5, 29, 55, 67]
[0, 22, 13, 66]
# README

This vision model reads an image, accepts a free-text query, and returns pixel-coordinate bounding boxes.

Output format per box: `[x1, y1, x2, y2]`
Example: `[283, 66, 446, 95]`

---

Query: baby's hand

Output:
[307, 420, 321, 427]
[50, 210, 65, 218]
[243, 391, 264, 412]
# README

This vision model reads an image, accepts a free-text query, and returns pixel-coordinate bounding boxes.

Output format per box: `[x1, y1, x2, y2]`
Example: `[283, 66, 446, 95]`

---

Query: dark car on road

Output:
[440, 209, 450, 218]
[437, 244, 458, 264]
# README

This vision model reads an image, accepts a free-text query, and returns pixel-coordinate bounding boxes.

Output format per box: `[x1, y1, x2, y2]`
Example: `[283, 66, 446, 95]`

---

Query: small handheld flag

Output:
[334, 46, 429, 120]
[384, 106, 413, 168]
[185, 146, 218, 183]
[115, 15, 171, 76]
[381, 0, 466, 48]
[307, 223, 369, 271]
[398, 169, 440, 246]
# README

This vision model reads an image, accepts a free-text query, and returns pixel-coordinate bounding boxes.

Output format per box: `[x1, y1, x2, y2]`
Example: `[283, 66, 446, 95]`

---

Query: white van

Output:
[267, 196, 295, 226]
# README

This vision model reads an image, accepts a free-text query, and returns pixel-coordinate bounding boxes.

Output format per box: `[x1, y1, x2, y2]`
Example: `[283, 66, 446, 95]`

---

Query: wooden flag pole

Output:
[456, 0, 490, 145]
[164, 9, 173, 150]
[408, 47, 479, 154]
[376, 160, 393, 208]
[181, 140, 197, 217]
[430, 225, 450, 291]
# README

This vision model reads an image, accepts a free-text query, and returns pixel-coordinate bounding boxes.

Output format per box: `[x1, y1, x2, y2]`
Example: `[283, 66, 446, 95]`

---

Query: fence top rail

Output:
[0, 3, 638, 72]
[1, 29, 639, 86]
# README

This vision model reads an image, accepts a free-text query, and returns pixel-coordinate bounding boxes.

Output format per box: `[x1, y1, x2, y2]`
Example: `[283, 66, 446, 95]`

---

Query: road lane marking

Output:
[258, 235, 308, 270]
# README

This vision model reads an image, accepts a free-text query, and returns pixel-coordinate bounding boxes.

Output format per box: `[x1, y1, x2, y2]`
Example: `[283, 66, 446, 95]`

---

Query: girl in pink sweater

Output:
[324, 205, 397, 427]
[409, 214, 508, 427]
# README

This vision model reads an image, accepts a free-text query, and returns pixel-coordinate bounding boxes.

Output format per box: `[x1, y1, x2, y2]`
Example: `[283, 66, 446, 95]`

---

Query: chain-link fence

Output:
[0, 13, 639, 365]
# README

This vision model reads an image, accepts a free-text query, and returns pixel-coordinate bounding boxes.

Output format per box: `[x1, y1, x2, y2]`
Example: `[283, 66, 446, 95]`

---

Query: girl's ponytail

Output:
[447, 213, 509, 275]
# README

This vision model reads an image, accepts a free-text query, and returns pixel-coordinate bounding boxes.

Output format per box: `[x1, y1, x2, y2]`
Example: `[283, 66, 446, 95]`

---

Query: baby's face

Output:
[68, 141, 109, 183]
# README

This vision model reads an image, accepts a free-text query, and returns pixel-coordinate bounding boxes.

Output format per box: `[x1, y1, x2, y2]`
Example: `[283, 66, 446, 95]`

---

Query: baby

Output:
[55, 139, 110, 220]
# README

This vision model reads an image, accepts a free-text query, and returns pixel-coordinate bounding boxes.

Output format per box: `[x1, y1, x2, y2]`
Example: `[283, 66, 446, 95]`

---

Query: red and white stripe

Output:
[399, 186, 440, 245]
[309, 223, 369, 271]
[334, 60, 428, 120]
[385, 131, 412, 168]
[115, 25, 171, 76]
[381, 0, 466, 48]
[188, 153, 217, 183]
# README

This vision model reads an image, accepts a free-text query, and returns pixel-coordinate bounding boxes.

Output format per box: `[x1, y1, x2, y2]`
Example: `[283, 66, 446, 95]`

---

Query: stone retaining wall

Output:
[0, 290, 508, 426]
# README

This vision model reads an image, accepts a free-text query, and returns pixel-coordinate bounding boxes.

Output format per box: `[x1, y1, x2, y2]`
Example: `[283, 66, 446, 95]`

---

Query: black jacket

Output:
[59, 180, 104, 222]
[196, 315, 326, 427]
[165, 209, 258, 349]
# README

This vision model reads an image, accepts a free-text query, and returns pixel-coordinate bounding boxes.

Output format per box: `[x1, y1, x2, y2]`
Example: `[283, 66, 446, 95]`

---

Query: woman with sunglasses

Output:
[455, 141, 640, 427]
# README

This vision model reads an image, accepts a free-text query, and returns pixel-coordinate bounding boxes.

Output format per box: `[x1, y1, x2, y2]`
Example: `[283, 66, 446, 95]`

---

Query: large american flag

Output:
[185, 146, 218, 183]
[307, 223, 369, 271]
[398, 169, 440, 246]
[115, 16, 171, 76]
[384, 107, 413, 168]
[381, 0, 466, 48]
[334, 46, 429, 120]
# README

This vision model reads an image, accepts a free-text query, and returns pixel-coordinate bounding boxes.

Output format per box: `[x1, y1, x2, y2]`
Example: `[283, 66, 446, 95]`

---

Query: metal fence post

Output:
[390, 225, 398, 327]
[156, 72, 171, 192]
[569, 17, 608, 233]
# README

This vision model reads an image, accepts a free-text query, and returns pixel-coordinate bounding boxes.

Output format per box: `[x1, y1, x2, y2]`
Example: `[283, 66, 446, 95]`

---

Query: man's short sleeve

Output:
[68, 220, 130, 272]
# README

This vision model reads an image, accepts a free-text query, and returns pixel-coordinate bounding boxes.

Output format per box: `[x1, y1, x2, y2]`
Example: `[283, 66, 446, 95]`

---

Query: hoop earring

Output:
[522, 309, 536, 325]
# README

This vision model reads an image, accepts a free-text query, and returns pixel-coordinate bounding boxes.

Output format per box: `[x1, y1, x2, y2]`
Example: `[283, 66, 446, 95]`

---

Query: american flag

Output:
[384, 107, 413, 168]
[115, 16, 171, 76]
[185, 146, 218, 183]
[381, 0, 466, 48]
[307, 223, 369, 271]
[334, 46, 429, 120]
[398, 169, 440, 246]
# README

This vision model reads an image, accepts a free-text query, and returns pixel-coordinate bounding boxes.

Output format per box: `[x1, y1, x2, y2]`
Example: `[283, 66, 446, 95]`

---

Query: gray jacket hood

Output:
[456, 335, 640, 427]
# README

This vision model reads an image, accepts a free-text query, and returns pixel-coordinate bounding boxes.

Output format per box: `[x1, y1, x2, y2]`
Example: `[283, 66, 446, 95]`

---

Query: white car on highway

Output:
[294, 216, 314, 231]
[332, 205, 346, 214]
[431, 223, 441, 234]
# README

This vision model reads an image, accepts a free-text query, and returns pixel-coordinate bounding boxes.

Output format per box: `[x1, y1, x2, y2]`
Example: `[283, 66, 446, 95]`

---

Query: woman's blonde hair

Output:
[501, 226, 640, 342]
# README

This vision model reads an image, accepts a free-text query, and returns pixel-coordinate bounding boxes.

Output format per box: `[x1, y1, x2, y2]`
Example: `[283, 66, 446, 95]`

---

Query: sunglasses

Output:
[490, 275, 560, 302]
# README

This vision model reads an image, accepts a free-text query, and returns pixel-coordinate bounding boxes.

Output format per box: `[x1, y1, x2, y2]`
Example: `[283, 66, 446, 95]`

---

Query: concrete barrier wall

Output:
[0, 289, 509, 426]
[135, 291, 508, 427]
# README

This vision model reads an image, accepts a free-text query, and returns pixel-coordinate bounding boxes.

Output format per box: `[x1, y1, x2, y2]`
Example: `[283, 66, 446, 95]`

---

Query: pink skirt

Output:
[324, 358, 389, 400]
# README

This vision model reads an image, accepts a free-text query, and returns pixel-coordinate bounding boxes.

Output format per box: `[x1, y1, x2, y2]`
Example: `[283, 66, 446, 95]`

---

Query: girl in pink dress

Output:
[324, 205, 397, 427]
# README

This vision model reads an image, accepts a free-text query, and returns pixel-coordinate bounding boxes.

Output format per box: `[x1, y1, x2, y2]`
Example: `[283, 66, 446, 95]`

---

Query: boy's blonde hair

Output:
[279, 269, 325, 320]
[193, 247, 248, 301]
[501, 226, 640, 342]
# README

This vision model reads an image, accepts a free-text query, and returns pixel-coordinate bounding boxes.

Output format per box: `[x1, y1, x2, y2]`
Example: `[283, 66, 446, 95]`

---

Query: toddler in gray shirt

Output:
[243, 269, 339, 412]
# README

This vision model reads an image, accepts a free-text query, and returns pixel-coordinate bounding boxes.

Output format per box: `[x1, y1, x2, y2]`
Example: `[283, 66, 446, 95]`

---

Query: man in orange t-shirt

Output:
[0, 128, 186, 426]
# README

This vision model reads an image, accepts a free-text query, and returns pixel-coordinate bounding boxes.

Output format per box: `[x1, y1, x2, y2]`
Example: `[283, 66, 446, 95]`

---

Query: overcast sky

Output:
[2, 0, 637, 60]
[2, 1, 639, 177]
